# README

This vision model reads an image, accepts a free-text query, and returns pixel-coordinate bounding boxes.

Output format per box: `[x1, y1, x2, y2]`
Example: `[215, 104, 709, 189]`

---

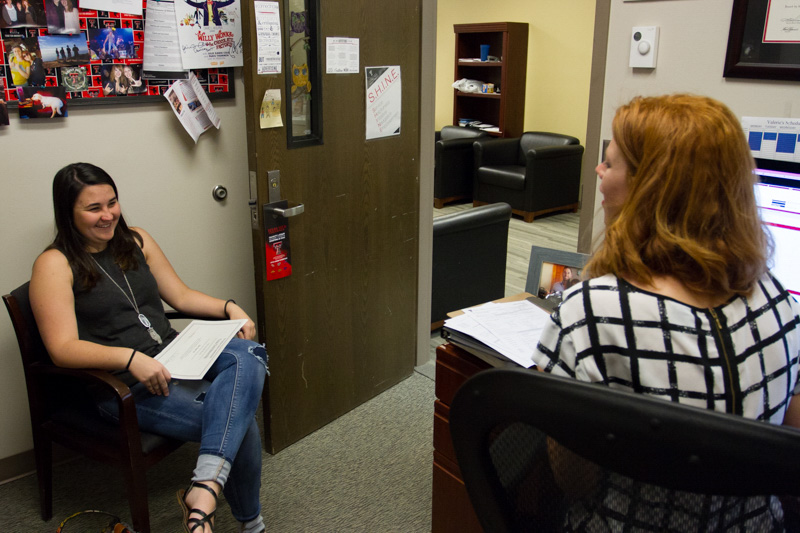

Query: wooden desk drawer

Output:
[435, 344, 491, 405]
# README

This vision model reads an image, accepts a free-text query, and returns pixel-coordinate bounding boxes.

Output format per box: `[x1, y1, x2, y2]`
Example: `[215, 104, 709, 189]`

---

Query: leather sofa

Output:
[473, 132, 584, 222]
[434, 126, 488, 208]
[431, 202, 512, 327]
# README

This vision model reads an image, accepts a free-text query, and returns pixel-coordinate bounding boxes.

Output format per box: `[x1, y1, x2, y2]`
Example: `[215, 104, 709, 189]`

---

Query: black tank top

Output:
[73, 246, 178, 358]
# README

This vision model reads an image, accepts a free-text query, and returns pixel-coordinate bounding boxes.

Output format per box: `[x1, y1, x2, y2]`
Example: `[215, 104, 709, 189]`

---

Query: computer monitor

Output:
[754, 158, 800, 297]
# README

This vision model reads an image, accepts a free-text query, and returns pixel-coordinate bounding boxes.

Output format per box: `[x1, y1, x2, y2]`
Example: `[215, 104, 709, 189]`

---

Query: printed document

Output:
[165, 71, 221, 142]
[155, 319, 247, 379]
[444, 300, 550, 368]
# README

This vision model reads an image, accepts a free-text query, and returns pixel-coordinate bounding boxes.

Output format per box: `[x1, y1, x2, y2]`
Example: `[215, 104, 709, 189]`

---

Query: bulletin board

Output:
[1, 3, 234, 107]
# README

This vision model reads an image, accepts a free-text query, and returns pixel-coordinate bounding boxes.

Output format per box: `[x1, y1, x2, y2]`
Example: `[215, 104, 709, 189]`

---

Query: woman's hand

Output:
[128, 352, 172, 396]
[226, 302, 256, 340]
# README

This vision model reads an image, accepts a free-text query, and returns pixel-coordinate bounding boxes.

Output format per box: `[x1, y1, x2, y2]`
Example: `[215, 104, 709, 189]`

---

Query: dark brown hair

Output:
[49, 163, 142, 289]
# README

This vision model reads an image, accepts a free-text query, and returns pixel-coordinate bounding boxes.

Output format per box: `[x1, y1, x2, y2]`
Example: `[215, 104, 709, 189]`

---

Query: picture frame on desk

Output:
[525, 246, 590, 304]
[723, 0, 800, 82]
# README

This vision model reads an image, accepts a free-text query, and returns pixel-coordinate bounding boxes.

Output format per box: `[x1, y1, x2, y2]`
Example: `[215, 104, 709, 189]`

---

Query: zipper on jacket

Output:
[708, 308, 739, 415]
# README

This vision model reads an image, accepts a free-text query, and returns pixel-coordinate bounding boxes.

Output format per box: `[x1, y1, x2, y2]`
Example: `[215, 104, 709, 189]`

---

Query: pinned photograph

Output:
[121, 64, 145, 93]
[44, 0, 80, 34]
[0, 99, 9, 125]
[1, 0, 47, 28]
[39, 33, 89, 67]
[87, 26, 135, 60]
[100, 63, 139, 95]
[60, 65, 88, 91]
[16, 85, 67, 118]
[3, 35, 47, 87]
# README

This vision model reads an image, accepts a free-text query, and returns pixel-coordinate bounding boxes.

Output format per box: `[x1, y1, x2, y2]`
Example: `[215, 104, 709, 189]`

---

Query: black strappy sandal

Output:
[177, 481, 218, 532]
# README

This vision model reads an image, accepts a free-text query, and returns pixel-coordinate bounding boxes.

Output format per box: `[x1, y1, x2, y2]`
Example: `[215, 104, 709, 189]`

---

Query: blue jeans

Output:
[97, 338, 268, 523]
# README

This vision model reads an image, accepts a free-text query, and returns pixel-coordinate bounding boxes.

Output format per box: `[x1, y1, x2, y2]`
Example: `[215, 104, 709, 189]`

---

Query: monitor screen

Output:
[754, 158, 800, 297]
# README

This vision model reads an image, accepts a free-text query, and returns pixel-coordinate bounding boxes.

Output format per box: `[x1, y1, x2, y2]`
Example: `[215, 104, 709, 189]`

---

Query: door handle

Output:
[264, 202, 304, 218]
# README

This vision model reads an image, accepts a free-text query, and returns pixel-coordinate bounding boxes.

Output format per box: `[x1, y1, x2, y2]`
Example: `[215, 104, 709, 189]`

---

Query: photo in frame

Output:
[524, 246, 590, 306]
[724, 0, 800, 81]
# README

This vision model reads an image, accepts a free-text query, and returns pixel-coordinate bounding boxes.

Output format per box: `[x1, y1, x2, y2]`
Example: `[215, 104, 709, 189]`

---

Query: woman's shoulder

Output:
[554, 274, 621, 321]
[34, 247, 69, 269]
[31, 247, 73, 284]
[128, 226, 150, 247]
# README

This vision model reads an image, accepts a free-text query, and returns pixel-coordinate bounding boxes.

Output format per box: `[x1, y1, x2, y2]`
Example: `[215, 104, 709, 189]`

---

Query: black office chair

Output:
[3, 282, 201, 533]
[450, 368, 800, 532]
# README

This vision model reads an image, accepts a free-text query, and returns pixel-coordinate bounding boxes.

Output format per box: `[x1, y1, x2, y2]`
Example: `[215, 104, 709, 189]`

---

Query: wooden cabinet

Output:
[452, 22, 528, 138]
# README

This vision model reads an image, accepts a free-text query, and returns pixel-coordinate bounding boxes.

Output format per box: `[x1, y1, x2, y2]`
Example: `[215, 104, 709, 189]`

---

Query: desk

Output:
[431, 293, 545, 532]
[431, 342, 490, 533]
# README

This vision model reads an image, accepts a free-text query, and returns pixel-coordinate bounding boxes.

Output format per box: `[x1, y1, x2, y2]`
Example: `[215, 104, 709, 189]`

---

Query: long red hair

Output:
[586, 94, 770, 297]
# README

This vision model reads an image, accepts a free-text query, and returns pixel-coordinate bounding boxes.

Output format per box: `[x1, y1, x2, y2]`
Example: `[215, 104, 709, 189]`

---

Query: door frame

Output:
[416, 0, 437, 366]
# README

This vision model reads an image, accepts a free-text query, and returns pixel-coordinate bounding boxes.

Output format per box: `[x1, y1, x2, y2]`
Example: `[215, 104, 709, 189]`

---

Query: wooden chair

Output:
[450, 368, 800, 532]
[3, 282, 189, 533]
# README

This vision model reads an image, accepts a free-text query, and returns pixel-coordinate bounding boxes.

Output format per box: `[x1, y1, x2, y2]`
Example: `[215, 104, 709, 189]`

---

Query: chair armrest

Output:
[474, 138, 519, 167]
[435, 130, 442, 142]
[165, 309, 204, 321]
[30, 362, 142, 439]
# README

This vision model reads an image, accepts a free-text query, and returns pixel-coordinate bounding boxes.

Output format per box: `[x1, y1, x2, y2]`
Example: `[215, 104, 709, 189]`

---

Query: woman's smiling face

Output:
[72, 184, 120, 252]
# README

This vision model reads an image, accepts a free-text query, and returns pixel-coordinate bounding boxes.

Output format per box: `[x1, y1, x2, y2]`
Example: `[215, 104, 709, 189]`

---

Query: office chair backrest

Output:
[450, 368, 800, 533]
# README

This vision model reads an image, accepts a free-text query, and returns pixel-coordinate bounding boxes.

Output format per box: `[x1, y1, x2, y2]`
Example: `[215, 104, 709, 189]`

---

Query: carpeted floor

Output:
[0, 205, 578, 533]
[0, 369, 436, 533]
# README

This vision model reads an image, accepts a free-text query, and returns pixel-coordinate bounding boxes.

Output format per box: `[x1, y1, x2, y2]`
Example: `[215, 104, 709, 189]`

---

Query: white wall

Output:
[594, 0, 800, 241]
[0, 73, 255, 464]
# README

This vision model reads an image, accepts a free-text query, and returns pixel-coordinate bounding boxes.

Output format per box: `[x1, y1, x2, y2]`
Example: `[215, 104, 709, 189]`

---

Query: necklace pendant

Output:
[138, 313, 151, 328]
[148, 327, 163, 345]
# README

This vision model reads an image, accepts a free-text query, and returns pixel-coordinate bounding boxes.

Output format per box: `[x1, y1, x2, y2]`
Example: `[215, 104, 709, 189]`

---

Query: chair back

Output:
[440, 125, 486, 141]
[4, 282, 52, 370]
[518, 132, 579, 165]
[450, 368, 800, 533]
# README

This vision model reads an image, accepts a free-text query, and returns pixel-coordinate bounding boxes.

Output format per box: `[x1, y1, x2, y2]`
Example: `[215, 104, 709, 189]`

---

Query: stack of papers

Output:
[443, 300, 551, 368]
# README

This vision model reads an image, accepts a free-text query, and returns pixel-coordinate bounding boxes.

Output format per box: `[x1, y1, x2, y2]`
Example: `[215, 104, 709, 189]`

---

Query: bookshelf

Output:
[452, 22, 528, 138]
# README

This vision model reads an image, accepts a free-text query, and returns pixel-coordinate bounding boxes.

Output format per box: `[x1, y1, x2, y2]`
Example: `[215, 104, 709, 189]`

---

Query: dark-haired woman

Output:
[533, 94, 800, 530]
[30, 163, 267, 533]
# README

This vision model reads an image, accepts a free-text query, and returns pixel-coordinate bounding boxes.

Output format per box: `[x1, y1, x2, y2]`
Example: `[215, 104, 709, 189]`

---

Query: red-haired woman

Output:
[533, 94, 800, 530]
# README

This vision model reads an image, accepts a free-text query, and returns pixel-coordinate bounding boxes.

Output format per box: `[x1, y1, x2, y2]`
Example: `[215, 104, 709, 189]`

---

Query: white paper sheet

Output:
[142, 0, 186, 76]
[254, 0, 282, 74]
[173, 0, 244, 69]
[365, 66, 401, 140]
[155, 319, 247, 379]
[764, 0, 800, 43]
[444, 300, 551, 368]
[326, 37, 359, 74]
[742, 116, 800, 163]
[80, 0, 143, 17]
[165, 71, 221, 142]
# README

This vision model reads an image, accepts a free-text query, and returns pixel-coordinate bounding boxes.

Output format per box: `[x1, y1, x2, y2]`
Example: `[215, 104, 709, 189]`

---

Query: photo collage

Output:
[0, 0, 231, 121]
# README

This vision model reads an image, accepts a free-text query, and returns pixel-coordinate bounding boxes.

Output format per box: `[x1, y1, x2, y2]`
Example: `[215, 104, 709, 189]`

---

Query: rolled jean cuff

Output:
[193, 454, 232, 488]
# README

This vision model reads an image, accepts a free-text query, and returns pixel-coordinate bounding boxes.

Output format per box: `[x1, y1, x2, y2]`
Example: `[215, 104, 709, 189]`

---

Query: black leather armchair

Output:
[434, 125, 488, 208]
[473, 131, 584, 222]
[431, 203, 511, 327]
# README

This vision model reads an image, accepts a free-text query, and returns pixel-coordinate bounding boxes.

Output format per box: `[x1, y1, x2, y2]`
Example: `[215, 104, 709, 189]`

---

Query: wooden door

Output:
[241, 0, 422, 452]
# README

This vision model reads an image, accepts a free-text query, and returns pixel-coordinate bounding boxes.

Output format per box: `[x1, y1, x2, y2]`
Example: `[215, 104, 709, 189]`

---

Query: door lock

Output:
[212, 185, 228, 201]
